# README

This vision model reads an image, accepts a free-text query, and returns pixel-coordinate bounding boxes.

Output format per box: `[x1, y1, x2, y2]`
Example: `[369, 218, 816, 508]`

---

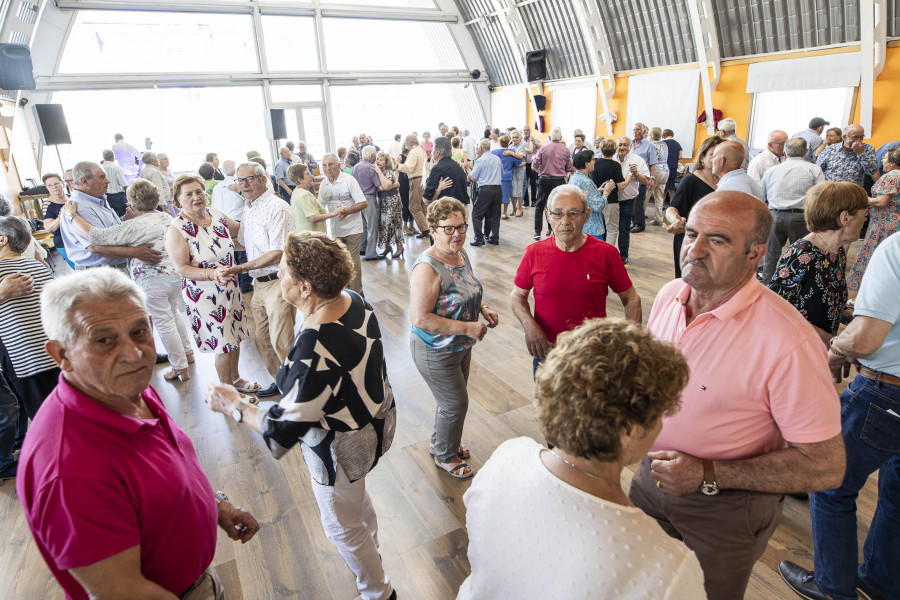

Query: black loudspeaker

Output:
[264, 108, 287, 140]
[533, 94, 547, 111]
[526, 50, 547, 82]
[33, 104, 72, 146]
[0, 44, 35, 91]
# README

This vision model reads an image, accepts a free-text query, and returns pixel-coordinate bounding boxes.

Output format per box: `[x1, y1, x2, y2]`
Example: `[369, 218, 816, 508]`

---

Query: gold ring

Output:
[656, 481, 661, 488]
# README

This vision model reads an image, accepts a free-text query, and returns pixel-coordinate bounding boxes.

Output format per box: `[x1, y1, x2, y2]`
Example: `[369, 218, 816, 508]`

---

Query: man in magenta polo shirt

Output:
[17, 268, 259, 599]
[629, 191, 845, 600]
[530, 128, 575, 240]
[510, 184, 642, 372]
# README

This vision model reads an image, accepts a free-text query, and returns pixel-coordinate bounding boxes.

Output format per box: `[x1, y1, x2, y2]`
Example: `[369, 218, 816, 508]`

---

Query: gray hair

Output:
[510, 129, 521, 138]
[785, 137, 807, 158]
[141, 152, 156, 165]
[0, 216, 32, 254]
[321, 153, 339, 164]
[843, 124, 864, 137]
[297, 140, 306, 147]
[634, 122, 649, 134]
[462, 129, 470, 136]
[478, 139, 491, 152]
[550, 128, 562, 142]
[718, 118, 737, 134]
[126, 178, 161, 211]
[362, 145, 377, 160]
[41, 268, 148, 349]
[547, 184, 588, 212]
[433, 136, 452, 158]
[236, 162, 266, 179]
[73, 161, 100, 183]
[0, 194, 10, 216]
[223, 159, 236, 176]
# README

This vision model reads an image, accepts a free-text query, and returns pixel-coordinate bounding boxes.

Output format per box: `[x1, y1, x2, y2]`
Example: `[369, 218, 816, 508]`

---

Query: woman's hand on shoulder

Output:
[62, 199, 77, 216]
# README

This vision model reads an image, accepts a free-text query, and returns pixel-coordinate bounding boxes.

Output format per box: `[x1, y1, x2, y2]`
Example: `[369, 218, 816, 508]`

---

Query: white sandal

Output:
[232, 379, 262, 394]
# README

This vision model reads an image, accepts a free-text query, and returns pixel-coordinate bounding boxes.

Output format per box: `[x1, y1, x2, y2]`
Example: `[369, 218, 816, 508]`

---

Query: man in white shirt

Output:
[462, 130, 476, 162]
[111, 134, 142, 185]
[611, 137, 650, 264]
[711, 142, 762, 199]
[317, 154, 369, 295]
[760, 138, 826, 282]
[747, 130, 787, 181]
[100, 149, 128, 217]
[389, 134, 404, 162]
[593, 135, 605, 159]
[139, 152, 173, 210]
[212, 160, 252, 293]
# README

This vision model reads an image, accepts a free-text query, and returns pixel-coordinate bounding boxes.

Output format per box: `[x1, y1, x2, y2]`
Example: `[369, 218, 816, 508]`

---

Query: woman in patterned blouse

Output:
[768, 182, 869, 343]
[206, 231, 398, 600]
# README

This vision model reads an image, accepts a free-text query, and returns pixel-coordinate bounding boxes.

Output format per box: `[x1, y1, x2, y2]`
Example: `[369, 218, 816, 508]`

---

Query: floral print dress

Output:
[768, 239, 847, 336]
[848, 169, 900, 291]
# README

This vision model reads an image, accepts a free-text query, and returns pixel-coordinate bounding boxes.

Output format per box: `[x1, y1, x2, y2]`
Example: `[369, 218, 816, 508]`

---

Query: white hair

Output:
[547, 184, 588, 212]
[72, 161, 99, 183]
[362, 145, 377, 160]
[550, 128, 562, 142]
[718, 118, 737, 134]
[236, 162, 266, 178]
[41, 268, 147, 349]
[478, 139, 491, 151]
[510, 129, 521, 137]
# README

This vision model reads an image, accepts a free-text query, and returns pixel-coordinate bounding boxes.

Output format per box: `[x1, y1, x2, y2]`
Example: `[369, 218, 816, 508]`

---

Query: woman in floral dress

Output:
[848, 147, 900, 291]
[374, 151, 404, 259]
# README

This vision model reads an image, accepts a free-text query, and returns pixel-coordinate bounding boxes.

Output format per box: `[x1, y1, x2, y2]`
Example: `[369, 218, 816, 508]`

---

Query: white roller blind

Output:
[490, 87, 526, 131]
[626, 69, 699, 159]
[746, 53, 860, 93]
[550, 84, 597, 144]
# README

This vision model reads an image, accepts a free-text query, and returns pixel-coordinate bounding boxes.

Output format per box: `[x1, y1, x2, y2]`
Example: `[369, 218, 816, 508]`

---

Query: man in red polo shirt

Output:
[510, 184, 642, 372]
[17, 268, 258, 599]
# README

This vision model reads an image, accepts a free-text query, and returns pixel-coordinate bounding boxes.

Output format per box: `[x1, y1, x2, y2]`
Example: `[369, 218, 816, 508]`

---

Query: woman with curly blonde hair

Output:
[373, 151, 404, 259]
[459, 318, 705, 599]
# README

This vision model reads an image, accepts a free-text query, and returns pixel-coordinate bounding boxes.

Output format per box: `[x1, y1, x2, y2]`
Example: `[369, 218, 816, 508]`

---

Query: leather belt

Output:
[254, 273, 279, 283]
[859, 367, 900, 387]
[770, 207, 805, 213]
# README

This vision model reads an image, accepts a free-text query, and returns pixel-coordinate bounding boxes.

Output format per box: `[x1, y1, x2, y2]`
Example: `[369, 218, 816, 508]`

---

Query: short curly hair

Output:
[536, 319, 689, 461]
[287, 163, 309, 187]
[173, 174, 205, 209]
[126, 178, 161, 211]
[805, 181, 869, 233]
[426, 197, 467, 231]
[284, 231, 353, 298]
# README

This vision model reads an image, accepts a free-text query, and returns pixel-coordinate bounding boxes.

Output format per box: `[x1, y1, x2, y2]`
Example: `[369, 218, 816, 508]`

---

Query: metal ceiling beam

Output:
[686, 0, 720, 135]
[574, 0, 615, 136]
[860, 0, 887, 134]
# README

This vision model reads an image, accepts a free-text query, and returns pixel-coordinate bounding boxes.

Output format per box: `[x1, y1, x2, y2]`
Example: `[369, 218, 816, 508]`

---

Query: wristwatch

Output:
[699, 460, 719, 495]
[231, 403, 243, 423]
[215, 490, 228, 505]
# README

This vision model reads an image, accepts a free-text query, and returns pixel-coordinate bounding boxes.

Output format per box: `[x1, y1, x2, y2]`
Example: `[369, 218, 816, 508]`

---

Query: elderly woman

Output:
[409, 198, 499, 478]
[165, 175, 257, 391]
[287, 163, 331, 234]
[458, 318, 704, 599]
[649, 127, 670, 226]
[421, 131, 433, 160]
[506, 130, 526, 217]
[206, 231, 397, 600]
[63, 179, 195, 381]
[40, 172, 74, 268]
[374, 151, 404, 259]
[815, 127, 843, 159]
[848, 146, 900, 291]
[0, 216, 59, 423]
[0, 195, 48, 268]
[770, 182, 870, 344]
[570, 149, 613, 240]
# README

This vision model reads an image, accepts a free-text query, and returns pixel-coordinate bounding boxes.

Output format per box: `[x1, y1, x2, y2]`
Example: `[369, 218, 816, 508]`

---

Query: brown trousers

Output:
[407, 176, 428, 232]
[629, 456, 784, 600]
[249, 278, 296, 377]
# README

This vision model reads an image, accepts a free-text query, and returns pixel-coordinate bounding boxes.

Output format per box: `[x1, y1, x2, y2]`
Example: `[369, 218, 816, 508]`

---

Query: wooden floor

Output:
[0, 206, 877, 599]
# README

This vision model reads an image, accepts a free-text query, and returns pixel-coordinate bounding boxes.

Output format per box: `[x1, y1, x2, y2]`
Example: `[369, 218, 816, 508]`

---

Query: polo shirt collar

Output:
[55, 372, 163, 435]
[70, 189, 105, 206]
[675, 277, 764, 323]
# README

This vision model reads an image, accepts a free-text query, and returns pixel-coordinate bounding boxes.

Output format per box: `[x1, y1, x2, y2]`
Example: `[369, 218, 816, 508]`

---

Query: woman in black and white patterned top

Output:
[206, 231, 397, 600]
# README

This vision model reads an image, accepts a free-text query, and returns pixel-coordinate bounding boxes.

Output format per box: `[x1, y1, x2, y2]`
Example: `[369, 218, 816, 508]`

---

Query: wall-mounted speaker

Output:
[0, 44, 35, 91]
[264, 108, 287, 140]
[33, 104, 72, 146]
[526, 50, 547, 83]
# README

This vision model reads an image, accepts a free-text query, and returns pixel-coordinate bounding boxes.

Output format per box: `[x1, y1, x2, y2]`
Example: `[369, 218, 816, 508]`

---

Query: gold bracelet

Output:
[481, 303, 489, 311]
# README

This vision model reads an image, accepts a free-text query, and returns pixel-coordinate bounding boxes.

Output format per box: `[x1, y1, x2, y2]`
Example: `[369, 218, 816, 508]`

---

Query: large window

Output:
[749, 87, 854, 150]
[321, 0, 436, 6]
[550, 84, 596, 144]
[490, 87, 526, 131]
[47, 87, 269, 174]
[58, 11, 258, 74]
[270, 84, 323, 104]
[321, 19, 464, 71]
[261, 16, 319, 72]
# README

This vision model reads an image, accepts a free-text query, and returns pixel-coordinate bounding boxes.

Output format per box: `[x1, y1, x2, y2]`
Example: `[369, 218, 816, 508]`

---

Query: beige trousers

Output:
[407, 176, 428, 232]
[605, 202, 620, 252]
[651, 170, 669, 223]
[338, 233, 364, 297]
[250, 278, 296, 377]
[180, 566, 224, 600]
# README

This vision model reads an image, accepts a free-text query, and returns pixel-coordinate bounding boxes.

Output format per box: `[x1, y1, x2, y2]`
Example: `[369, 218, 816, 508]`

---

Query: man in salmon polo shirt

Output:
[629, 191, 845, 600]
[510, 184, 642, 373]
[17, 268, 259, 600]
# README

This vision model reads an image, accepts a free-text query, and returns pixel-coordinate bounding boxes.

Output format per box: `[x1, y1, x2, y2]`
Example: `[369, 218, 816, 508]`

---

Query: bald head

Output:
[767, 130, 788, 157]
[692, 191, 772, 249]
[710, 141, 745, 177]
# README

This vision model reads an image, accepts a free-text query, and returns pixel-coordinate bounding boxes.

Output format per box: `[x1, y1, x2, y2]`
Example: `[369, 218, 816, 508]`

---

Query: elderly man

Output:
[212, 159, 252, 293]
[511, 184, 641, 371]
[628, 122, 659, 234]
[462, 129, 476, 162]
[60, 162, 162, 271]
[817, 124, 880, 188]
[521, 125, 542, 207]
[425, 136, 468, 203]
[111, 133, 141, 184]
[206, 152, 225, 180]
[630, 191, 845, 600]
[317, 153, 368, 294]
[99, 149, 128, 217]
[791, 117, 830, 162]
[396, 134, 429, 238]
[592, 135, 605, 159]
[353, 145, 384, 261]
[747, 130, 788, 180]
[710, 141, 762, 199]
[17, 268, 258, 599]
[295, 141, 317, 170]
[467, 139, 503, 247]
[612, 137, 650, 264]
[717, 118, 751, 170]
[780, 232, 900, 600]
[531, 128, 573, 240]
[358, 133, 379, 153]
[224, 163, 295, 396]
[760, 138, 826, 282]
[272, 146, 295, 202]
[63, 169, 75, 195]
[139, 152, 173, 210]
[389, 134, 404, 162]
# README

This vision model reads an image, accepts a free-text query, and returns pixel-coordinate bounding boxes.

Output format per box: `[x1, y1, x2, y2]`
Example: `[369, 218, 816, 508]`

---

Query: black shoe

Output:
[622, 257, 629, 265]
[156, 354, 169, 364]
[778, 561, 830, 600]
[378, 250, 391, 258]
[415, 232, 430, 239]
[487, 239, 499, 245]
[0, 461, 17, 482]
[388, 591, 397, 600]
[362, 255, 385, 261]
[256, 383, 280, 398]
[533, 233, 541, 240]
[470, 240, 485, 247]
[630, 225, 645, 233]
[857, 578, 884, 600]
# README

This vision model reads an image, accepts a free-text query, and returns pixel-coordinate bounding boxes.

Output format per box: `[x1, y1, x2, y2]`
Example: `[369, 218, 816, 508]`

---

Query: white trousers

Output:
[310, 466, 393, 600]
[605, 203, 620, 252]
[145, 285, 192, 370]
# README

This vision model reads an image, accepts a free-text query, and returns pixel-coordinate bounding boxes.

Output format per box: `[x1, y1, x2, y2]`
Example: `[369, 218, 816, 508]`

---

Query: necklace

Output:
[550, 450, 622, 489]
[812, 231, 836, 255]
[306, 297, 340, 319]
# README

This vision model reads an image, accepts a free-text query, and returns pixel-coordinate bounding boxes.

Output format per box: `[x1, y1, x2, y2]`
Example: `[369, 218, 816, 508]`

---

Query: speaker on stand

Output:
[32, 104, 72, 173]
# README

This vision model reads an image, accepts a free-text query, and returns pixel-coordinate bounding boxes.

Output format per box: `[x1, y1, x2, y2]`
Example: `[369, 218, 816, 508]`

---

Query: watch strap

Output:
[702, 460, 716, 485]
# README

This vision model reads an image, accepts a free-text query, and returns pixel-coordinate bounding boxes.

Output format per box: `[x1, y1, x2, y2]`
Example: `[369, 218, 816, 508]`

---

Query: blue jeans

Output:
[0, 373, 19, 471]
[811, 374, 900, 600]
[617, 199, 635, 259]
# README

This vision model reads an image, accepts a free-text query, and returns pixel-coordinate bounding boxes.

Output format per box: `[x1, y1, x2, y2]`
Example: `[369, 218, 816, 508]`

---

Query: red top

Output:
[514, 235, 633, 344]
[17, 375, 218, 599]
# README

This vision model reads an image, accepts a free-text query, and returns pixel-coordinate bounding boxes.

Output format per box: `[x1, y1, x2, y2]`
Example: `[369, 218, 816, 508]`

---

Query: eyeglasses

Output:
[847, 134, 865, 140]
[437, 223, 468, 235]
[235, 175, 261, 184]
[547, 210, 585, 220]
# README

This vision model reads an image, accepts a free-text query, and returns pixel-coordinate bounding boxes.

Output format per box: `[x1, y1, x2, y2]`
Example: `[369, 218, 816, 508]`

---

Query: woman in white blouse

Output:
[459, 318, 707, 600]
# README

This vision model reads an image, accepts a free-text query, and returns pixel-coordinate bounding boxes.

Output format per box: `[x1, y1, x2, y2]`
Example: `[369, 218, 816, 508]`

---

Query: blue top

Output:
[273, 156, 294, 185]
[59, 189, 126, 267]
[469, 152, 503, 186]
[876, 141, 900, 169]
[492, 149, 518, 181]
[854, 232, 900, 377]
[631, 139, 659, 168]
[569, 172, 607, 238]
[411, 250, 484, 353]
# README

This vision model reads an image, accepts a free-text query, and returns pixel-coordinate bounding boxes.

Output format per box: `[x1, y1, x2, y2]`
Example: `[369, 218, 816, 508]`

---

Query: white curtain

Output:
[626, 69, 699, 159]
